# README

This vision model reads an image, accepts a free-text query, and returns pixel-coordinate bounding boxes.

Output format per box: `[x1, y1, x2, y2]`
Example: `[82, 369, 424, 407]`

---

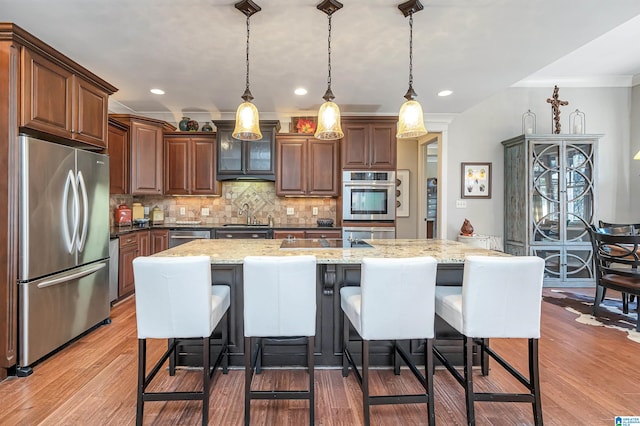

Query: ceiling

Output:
[3, 0, 640, 125]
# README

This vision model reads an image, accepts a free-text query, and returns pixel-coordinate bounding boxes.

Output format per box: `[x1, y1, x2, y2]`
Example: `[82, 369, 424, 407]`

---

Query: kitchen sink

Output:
[222, 223, 269, 227]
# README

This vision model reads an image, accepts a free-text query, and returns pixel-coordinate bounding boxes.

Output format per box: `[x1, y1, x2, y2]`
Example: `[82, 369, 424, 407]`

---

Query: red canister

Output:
[115, 204, 132, 226]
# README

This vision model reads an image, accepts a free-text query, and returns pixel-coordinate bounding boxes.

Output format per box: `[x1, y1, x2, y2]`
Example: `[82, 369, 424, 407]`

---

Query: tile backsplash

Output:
[110, 181, 337, 227]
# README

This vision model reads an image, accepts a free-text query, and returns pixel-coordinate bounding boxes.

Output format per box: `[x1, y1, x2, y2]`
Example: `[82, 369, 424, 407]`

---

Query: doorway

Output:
[418, 133, 445, 239]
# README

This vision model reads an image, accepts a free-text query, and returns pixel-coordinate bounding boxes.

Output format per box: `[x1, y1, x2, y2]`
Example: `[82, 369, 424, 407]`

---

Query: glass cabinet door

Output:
[246, 137, 273, 173]
[564, 142, 595, 243]
[218, 132, 242, 172]
[531, 143, 561, 243]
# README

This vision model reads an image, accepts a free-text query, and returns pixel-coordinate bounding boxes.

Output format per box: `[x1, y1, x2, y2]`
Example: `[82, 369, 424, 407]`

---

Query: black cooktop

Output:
[280, 238, 373, 250]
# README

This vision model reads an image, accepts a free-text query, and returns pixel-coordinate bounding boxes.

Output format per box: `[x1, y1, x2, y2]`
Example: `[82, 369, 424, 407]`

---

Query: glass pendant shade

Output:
[232, 101, 262, 140]
[634, 149, 640, 160]
[397, 99, 428, 139]
[315, 100, 343, 140]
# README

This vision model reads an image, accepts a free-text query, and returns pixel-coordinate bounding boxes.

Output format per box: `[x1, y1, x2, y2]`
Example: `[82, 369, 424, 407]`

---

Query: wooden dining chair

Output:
[588, 227, 640, 330]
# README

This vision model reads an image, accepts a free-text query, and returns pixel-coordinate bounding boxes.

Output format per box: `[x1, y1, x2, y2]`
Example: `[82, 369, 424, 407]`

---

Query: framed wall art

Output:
[461, 162, 492, 199]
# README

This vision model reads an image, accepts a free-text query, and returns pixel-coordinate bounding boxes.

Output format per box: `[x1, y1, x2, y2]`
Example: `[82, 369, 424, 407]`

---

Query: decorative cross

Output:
[546, 85, 568, 134]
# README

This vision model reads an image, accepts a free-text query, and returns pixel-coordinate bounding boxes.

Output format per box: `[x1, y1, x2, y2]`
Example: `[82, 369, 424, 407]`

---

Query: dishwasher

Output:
[168, 229, 211, 248]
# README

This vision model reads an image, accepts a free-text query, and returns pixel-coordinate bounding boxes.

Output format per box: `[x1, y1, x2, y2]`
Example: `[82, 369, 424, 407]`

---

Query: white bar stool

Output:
[243, 255, 317, 426]
[133, 256, 230, 426]
[340, 256, 438, 426]
[433, 255, 545, 425]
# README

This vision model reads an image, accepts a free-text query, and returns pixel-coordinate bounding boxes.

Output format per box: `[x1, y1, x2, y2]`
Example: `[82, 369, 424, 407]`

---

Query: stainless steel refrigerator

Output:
[17, 135, 110, 372]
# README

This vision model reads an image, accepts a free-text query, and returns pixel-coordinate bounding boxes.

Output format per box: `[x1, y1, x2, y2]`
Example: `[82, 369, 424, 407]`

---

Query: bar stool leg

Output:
[308, 335, 315, 425]
[202, 336, 210, 426]
[529, 339, 543, 426]
[136, 339, 146, 426]
[362, 339, 371, 426]
[424, 339, 435, 425]
[463, 336, 476, 426]
[244, 336, 252, 426]
[393, 340, 401, 375]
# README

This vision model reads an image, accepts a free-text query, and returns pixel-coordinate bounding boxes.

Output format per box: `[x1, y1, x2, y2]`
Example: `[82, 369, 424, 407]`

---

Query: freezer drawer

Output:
[18, 260, 110, 367]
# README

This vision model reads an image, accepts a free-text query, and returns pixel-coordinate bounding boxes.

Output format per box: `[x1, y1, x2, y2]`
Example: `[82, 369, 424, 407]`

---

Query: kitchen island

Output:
[152, 238, 507, 367]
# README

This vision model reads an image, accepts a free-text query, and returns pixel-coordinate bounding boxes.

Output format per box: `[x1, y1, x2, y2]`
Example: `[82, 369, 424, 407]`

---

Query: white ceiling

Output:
[3, 0, 640, 124]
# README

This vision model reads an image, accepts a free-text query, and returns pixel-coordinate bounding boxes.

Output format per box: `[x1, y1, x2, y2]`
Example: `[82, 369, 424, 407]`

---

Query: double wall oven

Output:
[342, 170, 396, 240]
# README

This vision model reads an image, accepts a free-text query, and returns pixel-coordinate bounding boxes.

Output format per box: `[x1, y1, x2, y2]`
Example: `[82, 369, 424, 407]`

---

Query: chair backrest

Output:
[588, 228, 640, 279]
[243, 255, 317, 337]
[461, 256, 545, 338]
[133, 256, 213, 339]
[598, 220, 639, 235]
[360, 256, 438, 340]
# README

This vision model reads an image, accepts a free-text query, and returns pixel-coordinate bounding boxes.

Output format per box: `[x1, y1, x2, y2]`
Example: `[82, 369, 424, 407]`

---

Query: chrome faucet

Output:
[240, 203, 251, 225]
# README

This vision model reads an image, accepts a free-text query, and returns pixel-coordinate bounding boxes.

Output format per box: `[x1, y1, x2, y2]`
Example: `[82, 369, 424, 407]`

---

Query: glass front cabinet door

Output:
[503, 134, 600, 286]
[214, 120, 280, 180]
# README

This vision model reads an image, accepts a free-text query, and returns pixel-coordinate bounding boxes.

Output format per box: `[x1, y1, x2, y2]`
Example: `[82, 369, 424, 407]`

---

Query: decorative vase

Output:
[460, 218, 474, 236]
[201, 122, 213, 132]
[178, 117, 190, 131]
[186, 119, 199, 131]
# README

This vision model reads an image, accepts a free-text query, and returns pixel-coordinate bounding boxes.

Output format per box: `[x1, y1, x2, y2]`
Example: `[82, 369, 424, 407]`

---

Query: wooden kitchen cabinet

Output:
[341, 117, 397, 170]
[151, 229, 169, 254]
[138, 230, 150, 256]
[107, 118, 129, 194]
[276, 134, 339, 196]
[118, 230, 150, 298]
[21, 48, 111, 149]
[110, 114, 174, 195]
[118, 233, 138, 298]
[164, 132, 220, 195]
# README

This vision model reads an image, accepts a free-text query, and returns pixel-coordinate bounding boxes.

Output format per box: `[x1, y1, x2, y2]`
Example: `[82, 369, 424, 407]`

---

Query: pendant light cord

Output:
[327, 14, 332, 92]
[408, 12, 413, 90]
[245, 15, 251, 93]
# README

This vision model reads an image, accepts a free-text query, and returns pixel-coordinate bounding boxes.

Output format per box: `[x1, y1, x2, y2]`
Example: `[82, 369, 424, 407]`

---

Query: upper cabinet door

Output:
[21, 48, 73, 137]
[308, 139, 339, 196]
[276, 136, 306, 195]
[164, 137, 190, 195]
[191, 137, 219, 195]
[107, 118, 129, 194]
[341, 118, 397, 170]
[73, 76, 108, 148]
[130, 120, 163, 195]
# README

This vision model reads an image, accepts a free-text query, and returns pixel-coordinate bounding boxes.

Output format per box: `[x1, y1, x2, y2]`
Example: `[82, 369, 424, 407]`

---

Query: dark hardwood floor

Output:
[1, 288, 639, 425]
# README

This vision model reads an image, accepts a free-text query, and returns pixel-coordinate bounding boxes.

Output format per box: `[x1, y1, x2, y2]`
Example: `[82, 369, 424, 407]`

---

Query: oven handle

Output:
[169, 235, 209, 239]
[343, 182, 395, 188]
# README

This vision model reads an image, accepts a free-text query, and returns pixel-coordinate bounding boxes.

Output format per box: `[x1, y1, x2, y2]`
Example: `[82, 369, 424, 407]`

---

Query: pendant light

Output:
[396, 0, 428, 140]
[233, 0, 262, 141]
[314, 0, 344, 141]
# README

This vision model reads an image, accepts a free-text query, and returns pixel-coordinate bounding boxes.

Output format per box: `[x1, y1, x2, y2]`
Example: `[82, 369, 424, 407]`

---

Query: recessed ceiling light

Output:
[438, 90, 453, 97]
[150, 88, 165, 95]
[294, 87, 308, 96]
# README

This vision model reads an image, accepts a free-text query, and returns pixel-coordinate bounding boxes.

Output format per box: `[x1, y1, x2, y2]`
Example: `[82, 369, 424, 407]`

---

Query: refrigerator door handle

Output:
[36, 262, 107, 289]
[62, 169, 79, 254]
[76, 171, 89, 252]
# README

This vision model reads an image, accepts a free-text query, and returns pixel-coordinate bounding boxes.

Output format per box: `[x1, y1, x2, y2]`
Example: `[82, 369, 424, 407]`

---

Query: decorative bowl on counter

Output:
[133, 218, 150, 227]
[316, 218, 334, 227]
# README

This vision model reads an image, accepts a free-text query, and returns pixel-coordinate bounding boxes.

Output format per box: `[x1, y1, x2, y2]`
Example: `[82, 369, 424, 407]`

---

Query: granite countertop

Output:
[110, 223, 340, 238]
[150, 238, 508, 264]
